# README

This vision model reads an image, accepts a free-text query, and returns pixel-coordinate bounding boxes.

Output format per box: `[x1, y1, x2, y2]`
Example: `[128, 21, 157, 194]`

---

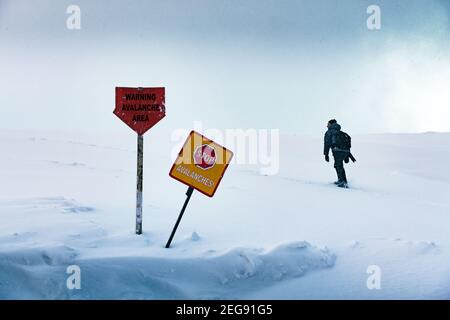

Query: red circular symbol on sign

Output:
[194, 145, 216, 170]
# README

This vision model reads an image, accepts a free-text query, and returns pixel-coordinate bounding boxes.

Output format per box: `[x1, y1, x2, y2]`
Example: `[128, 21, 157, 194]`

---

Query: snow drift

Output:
[0, 241, 335, 299]
[1, 129, 450, 299]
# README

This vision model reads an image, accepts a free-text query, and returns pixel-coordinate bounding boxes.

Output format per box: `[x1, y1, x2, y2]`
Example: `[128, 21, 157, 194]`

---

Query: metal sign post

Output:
[165, 186, 194, 248]
[136, 134, 144, 235]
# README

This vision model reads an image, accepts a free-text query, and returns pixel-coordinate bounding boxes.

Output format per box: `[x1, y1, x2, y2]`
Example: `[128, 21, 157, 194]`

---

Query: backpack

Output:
[335, 131, 351, 150]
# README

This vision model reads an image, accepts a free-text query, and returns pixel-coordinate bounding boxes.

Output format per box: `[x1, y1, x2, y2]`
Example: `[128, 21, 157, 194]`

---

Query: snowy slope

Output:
[0, 129, 449, 299]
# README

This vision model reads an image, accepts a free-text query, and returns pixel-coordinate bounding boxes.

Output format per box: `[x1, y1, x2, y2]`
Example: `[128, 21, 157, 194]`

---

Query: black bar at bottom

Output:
[0, 300, 443, 318]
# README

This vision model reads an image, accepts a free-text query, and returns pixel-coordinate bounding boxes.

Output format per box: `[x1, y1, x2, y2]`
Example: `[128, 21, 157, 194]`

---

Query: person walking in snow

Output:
[324, 119, 355, 188]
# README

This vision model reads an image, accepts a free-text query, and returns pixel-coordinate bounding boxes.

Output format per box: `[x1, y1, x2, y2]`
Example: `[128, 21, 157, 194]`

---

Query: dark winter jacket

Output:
[323, 122, 342, 156]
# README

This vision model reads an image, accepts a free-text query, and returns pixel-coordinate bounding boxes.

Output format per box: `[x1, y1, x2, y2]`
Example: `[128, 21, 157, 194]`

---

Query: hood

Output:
[328, 123, 341, 132]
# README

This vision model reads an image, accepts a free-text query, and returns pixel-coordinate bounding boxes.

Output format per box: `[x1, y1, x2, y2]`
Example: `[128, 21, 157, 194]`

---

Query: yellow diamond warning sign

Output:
[169, 131, 234, 197]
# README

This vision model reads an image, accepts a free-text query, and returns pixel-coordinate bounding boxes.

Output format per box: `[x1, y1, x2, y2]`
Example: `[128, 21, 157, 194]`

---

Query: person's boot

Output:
[337, 181, 348, 188]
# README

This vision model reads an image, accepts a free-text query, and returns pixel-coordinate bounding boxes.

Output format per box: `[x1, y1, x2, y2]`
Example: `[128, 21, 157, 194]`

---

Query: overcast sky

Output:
[1, 0, 449, 134]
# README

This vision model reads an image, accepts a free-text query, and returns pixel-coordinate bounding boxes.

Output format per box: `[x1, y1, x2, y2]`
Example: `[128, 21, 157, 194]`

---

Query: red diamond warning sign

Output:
[114, 87, 165, 135]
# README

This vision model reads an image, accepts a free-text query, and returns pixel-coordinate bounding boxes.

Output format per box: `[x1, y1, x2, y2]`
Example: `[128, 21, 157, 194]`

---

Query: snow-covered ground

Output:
[0, 129, 449, 299]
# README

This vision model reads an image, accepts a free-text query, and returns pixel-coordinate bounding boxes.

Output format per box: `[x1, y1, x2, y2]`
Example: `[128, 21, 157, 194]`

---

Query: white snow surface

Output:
[0, 129, 449, 299]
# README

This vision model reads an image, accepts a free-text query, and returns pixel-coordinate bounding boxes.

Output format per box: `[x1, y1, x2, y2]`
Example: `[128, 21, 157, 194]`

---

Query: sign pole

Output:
[165, 186, 194, 248]
[114, 87, 166, 235]
[136, 134, 144, 235]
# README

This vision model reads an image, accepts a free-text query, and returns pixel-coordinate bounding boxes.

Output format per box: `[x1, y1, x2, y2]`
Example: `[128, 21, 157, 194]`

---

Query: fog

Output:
[1, 0, 449, 134]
